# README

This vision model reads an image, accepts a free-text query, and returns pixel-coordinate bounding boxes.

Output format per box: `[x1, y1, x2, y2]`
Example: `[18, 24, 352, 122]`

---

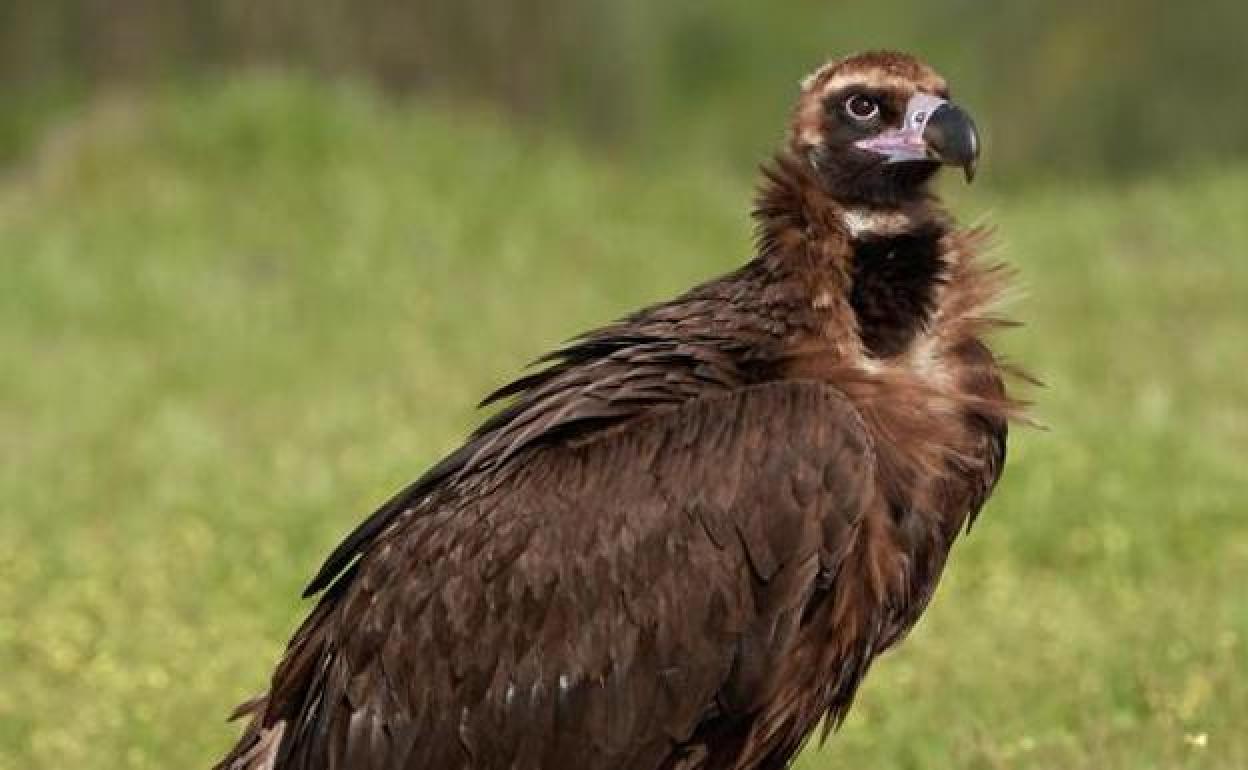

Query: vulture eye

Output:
[844, 94, 879, 121]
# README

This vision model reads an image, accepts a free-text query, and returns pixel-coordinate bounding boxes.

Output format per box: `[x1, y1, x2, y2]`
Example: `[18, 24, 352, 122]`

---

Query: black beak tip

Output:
[924, 103, 980, 184]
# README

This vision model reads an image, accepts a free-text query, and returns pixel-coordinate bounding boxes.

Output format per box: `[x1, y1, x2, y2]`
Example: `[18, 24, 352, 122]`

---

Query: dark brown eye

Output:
[844, 94, 879, 121]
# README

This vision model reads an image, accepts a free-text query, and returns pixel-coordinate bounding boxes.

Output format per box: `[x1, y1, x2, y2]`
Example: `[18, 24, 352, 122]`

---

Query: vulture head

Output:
[791, 51, 980, 205]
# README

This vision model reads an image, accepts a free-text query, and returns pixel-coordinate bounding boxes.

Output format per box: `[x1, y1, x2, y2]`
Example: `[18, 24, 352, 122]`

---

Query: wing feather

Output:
[240, 381, 873, 770]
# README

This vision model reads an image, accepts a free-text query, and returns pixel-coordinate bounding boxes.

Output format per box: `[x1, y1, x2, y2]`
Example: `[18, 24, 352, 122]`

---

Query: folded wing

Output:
[225, 381, 875, 770]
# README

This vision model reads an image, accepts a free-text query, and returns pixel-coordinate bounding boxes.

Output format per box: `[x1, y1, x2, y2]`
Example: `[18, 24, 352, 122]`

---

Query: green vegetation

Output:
[2, 77, 1245, 769]
[5, 2, 1248, 182]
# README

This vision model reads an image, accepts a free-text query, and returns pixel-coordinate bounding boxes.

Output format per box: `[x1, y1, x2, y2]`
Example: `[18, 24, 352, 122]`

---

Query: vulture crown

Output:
[218, 51, 1027, 770]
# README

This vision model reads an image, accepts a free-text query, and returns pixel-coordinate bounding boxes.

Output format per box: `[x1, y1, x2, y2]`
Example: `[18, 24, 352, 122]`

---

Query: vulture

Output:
[218, 51, 1028, 770]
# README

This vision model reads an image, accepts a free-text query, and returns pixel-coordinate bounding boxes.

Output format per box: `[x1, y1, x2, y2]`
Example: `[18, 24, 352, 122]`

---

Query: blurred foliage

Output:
[3, 3, 1247, 768]
[3, 1, 1247, 182]
[1, 76, 1246, 769]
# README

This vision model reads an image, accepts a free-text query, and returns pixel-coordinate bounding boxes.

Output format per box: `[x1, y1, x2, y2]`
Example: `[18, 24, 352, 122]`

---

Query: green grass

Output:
[2, 76, 1245, 770]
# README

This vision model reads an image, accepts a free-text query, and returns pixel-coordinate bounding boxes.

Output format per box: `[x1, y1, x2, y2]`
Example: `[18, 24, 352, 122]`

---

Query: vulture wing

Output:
[235, 381, 875, 770]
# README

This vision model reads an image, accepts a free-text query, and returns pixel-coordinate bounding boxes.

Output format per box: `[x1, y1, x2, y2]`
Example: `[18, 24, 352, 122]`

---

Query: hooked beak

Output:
[854, 93, 981, 182]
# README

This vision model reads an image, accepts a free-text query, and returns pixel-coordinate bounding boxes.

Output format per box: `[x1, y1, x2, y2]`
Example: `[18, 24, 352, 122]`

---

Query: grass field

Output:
[2, 77, 1246, 770]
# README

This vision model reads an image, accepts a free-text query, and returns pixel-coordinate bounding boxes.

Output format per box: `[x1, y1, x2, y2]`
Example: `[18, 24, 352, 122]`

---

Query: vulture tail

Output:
[214, 695, 287, 770]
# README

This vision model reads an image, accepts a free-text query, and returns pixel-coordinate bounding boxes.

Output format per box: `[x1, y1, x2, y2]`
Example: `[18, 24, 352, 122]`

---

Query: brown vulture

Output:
[217, 51, 1027, 770]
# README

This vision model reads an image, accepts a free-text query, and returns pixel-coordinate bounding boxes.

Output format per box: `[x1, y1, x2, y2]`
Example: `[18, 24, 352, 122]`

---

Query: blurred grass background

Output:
[1, 3, 1246, 769]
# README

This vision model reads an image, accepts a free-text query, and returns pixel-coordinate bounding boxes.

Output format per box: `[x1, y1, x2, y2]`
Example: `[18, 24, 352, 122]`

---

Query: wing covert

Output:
[255, 381, 875, 770]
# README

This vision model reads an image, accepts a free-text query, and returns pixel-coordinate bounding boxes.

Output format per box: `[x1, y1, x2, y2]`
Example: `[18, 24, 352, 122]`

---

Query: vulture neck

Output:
[754, 153, 952, 360]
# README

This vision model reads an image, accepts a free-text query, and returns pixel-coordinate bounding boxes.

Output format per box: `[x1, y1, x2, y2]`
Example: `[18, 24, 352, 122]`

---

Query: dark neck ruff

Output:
[752, 153, 844, 265]
[753, 153, 951, 359]
[849, 225, 948, 358]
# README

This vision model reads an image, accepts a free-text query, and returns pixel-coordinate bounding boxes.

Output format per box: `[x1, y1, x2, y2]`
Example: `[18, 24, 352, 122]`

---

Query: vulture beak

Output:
[855, 93, 981, 182]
